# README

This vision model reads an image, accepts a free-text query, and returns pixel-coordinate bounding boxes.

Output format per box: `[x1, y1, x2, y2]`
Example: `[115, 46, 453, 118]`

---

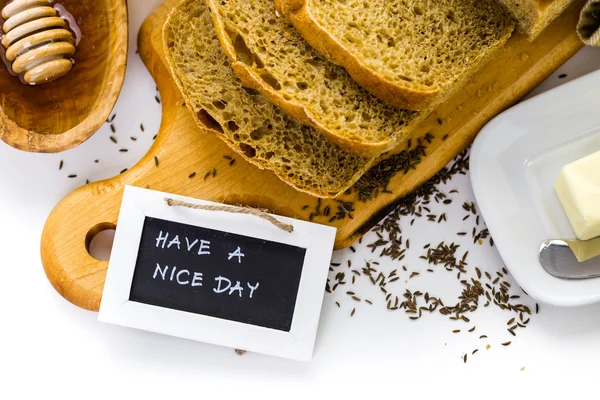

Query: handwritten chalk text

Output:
[153, 264, 204, 286]
[152, 264, 259, 298]
[156, 231, 210, 255]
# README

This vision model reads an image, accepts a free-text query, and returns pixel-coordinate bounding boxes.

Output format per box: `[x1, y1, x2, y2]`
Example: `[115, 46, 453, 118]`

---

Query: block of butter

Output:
[555, 150, 600, 241]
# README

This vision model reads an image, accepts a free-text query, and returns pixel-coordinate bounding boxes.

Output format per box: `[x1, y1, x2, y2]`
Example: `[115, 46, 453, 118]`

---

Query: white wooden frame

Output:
[99, 185, 336, 361]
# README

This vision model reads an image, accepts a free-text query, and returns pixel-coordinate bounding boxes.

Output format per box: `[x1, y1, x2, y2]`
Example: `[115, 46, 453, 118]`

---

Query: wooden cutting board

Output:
[41, 0, 585, 311]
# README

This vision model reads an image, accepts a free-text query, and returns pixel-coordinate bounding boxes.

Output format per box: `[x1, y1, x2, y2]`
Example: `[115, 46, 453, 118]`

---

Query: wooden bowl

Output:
[0, 0, 128, 153]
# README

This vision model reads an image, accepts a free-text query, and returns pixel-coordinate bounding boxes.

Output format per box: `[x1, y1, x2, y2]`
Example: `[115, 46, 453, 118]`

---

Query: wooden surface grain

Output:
[41, 0, 584, 311]
[0, 0, 128, 153]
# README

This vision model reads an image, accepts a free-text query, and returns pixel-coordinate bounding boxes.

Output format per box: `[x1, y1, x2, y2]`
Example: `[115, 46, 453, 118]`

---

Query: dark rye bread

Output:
[163, 0, 374, 198]
[205, 0, 423, 157]
[495, 0, 577, 39]
[275, 0, 515, 111]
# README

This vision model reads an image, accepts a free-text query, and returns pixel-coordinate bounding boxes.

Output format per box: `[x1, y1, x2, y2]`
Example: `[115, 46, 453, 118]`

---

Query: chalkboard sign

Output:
[129, 217, 306, 331]
[99, 186, 336, 361]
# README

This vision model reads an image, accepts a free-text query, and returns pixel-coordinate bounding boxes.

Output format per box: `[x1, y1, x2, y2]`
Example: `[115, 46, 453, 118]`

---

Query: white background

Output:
[1, 1, 600, 398]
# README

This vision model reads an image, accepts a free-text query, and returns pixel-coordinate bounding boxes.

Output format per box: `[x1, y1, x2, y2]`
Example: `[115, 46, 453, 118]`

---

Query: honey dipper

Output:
[1, 0, 76, 85]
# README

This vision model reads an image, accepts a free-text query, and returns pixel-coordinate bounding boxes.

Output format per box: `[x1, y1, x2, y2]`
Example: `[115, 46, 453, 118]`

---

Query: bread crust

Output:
[495, 0, 577, 39]
[162, 2, 374, 198]
[206, 0, 419, 157]
[275, 0, 514, 111]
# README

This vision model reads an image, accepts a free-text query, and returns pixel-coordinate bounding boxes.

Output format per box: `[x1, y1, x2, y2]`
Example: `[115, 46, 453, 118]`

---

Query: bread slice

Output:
[205, 0, 422, 157]
[495, 0, 577, 39]
[275, 0, 514, 111]
[163, 0, 373, 198]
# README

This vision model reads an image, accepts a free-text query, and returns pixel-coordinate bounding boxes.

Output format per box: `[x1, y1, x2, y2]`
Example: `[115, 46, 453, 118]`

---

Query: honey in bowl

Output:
[1, 0, 81, 85]
[0, 0, 109, 135]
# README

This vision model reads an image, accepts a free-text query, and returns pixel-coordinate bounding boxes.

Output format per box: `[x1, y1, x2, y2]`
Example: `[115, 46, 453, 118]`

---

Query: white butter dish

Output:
[471, 69, 600, 306]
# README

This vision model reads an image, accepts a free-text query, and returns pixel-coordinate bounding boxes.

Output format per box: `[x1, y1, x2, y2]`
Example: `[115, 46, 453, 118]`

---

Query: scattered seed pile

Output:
[299, 132, 439, 224]
[328, 148, 538, 364]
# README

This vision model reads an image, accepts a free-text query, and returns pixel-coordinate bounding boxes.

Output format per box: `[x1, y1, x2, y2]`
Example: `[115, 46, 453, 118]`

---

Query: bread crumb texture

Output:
[164, 0, 371, 197]
[209, 0, 419, 150]
[306, 0, 514, 93]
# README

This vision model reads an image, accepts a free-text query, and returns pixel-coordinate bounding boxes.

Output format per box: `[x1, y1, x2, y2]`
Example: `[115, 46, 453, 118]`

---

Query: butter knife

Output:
[539, 236, 600, 279]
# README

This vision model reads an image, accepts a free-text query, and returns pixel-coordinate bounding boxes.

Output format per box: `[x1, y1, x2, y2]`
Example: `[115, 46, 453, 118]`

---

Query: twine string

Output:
[164, 198, 294, 233]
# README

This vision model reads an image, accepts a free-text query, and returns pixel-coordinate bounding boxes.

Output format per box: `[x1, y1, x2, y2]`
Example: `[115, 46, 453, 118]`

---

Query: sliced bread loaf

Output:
[495, 0, 577, 39]
[205, 0, 422, 157]
[163, 0, 373, 198]
[275, 0, 515, 111]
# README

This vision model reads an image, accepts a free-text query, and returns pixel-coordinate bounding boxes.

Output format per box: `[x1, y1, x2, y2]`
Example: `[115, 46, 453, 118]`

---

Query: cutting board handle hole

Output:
[86, 223, 117, 261]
